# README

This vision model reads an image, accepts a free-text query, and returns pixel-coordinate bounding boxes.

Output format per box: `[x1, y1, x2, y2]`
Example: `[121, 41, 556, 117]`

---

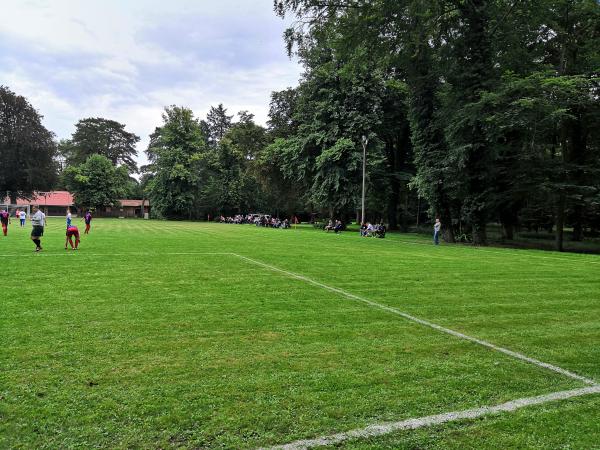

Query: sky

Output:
[0, 0, 302, 168]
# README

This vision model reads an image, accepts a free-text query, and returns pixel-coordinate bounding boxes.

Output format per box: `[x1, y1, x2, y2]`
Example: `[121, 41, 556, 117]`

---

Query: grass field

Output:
[1, 218, 599, 449]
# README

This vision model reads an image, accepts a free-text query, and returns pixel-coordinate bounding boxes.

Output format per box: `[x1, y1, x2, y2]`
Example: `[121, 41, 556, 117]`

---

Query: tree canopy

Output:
[62, 154, 129, 209]
[0, 85, 58, 202]
[61, 117, 140, 174]
[271, 0, 600, 249]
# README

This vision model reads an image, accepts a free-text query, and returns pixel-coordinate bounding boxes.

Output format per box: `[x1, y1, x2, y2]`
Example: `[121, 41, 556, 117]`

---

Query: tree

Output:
[0, 85, 58, 202]
[206, 104, 233, 144]
[202, 138, 261, 216]
[145, 106, 208, 219]
[227, 111, 269, 160]
[66, 117, 140, 173]
[267, 88, 299, 138]
[63, 154, 129, 209]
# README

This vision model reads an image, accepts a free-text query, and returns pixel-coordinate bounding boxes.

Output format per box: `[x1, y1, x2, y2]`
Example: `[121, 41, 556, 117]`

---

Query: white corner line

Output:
[231, 253, 597, 386]
[263, 385, 600, 450]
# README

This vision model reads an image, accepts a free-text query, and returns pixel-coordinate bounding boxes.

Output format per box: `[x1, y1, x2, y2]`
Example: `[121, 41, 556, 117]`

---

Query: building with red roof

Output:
[2, 191, 149, 217]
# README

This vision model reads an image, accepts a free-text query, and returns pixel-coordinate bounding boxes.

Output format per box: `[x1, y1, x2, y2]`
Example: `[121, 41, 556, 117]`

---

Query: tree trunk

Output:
[441, 206, 455, 243]
[472, 221, 487, 246]
[555, 192, 566, 252]
[499, 208, 517, 240]
[571, 204, 583, 241]
[387, 183, 399, 230]
[502, 222, 514, 240]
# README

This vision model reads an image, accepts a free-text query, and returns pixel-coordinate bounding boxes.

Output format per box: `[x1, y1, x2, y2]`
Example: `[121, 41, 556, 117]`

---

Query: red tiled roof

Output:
[4, 191, 75, 207]
[3, 191, 148, 208]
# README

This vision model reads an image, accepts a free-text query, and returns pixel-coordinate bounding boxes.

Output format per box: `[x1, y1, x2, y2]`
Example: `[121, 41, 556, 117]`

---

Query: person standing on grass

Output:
[19, 209, 26, 227]
[66, 208, 72, 228]
[84, 210, 92, 234]
[1, 209, 10, 236]
[433, 218, 441, 245]
[30, 205, 46, 252]
[65, 225, 80, 250]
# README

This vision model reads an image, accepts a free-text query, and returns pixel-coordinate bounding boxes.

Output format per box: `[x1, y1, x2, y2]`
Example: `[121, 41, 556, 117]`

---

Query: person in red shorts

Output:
[65, 225, 80, 250]
[0, 209, 10, 236]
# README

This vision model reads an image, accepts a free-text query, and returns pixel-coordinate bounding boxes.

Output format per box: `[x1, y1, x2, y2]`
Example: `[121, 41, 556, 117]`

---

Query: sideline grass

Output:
[1, 219, 598, 448]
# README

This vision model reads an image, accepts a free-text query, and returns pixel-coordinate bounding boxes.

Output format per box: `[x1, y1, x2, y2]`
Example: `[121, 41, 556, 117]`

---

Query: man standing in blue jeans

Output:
[433, 218, 441, 245]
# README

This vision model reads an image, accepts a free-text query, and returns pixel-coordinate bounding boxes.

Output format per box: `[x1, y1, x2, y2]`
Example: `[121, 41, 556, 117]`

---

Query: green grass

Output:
[1, 219, 599, 449]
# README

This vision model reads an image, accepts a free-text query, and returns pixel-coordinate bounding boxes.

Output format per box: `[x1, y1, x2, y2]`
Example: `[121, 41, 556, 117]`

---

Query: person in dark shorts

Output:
[84, 210, 92, 234]
[0, 209, 10, 236]
[65, 225, 80, 250]
[30, 205, 46, 252]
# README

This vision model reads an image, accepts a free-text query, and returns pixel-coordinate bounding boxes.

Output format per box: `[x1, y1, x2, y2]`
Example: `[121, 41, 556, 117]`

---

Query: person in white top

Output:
[30, 205, 46, 252]
[433, 218, 441, 245]
[19, 209, 26, 227]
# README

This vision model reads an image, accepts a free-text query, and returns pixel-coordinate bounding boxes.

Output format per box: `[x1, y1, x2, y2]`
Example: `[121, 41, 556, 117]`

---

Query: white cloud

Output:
[0, 0, 302, 169]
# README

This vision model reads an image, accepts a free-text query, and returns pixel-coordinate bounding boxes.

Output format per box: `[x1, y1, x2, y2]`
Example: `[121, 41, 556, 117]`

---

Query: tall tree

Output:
[267, 87, 299, 139]
[145, 106, 208, 219]
[206, 104, 233, 144]
[62, 154, 129, 209]
[66, 117, 140, 173]
[227, 111, 269, 160]
[0, 85, 58, 203]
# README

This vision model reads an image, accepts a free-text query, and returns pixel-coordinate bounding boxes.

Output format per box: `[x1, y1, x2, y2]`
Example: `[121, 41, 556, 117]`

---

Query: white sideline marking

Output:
[0, 251, 231, 258]
[232, 253, 597, 386]
[264, 385, 600, 450]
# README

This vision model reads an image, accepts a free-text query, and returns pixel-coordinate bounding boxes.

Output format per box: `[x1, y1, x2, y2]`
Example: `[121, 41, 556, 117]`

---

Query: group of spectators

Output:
[215, 213, 444, 245]
[323, 220, 343, 233]
[360, 222, 386, 238]
[218, 214, 291, 229]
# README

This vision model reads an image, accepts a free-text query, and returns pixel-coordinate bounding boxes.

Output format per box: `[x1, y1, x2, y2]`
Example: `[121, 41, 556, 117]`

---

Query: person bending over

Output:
[65, 225, 80, 250]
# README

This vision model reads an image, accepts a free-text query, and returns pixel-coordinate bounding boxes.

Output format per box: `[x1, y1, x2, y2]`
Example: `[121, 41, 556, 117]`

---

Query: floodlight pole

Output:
[361, 135, 368, 225]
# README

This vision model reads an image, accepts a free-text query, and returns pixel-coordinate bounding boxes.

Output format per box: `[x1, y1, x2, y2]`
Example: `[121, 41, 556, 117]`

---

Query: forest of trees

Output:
[1, 0, 598, 251]
[267, 0, 600, 250]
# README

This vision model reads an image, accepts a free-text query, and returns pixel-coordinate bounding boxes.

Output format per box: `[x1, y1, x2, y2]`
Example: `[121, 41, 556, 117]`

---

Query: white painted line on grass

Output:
[264, 385, 600, 450]
[232, 253, 597, 386]
[0, 251, 232, 258]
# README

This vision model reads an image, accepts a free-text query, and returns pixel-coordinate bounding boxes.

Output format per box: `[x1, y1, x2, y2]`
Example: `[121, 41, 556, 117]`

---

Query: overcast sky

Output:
[0, 0, 302, 167]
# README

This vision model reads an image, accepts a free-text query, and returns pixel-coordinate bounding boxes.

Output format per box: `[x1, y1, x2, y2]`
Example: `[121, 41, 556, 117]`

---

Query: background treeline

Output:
[1, 0, 598, 251]
[267, 0, 600, 251]
[146, 0, 600, 252]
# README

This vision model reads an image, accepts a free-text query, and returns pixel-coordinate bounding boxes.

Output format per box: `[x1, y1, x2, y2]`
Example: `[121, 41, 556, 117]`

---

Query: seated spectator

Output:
[324, 220, 334, 232]
[360, 222, 367, 237]
[334, 220, 343, 234]
[375, 222, 386, 238]
[366, 222, 374, 237]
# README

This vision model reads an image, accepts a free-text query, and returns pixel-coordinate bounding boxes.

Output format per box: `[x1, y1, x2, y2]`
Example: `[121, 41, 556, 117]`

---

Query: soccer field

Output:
[2, 218, 599, 449]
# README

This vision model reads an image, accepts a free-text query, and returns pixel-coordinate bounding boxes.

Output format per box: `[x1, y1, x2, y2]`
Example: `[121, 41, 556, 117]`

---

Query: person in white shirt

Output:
[366, 222, 374, 237]
[19, 209, 26, 227]
[30, 205, 46, 252]
[433, 218, 441, 245]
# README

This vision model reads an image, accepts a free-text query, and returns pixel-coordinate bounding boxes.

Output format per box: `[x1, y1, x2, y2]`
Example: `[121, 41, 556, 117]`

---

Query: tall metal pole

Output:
[361, 135, 368, 225]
